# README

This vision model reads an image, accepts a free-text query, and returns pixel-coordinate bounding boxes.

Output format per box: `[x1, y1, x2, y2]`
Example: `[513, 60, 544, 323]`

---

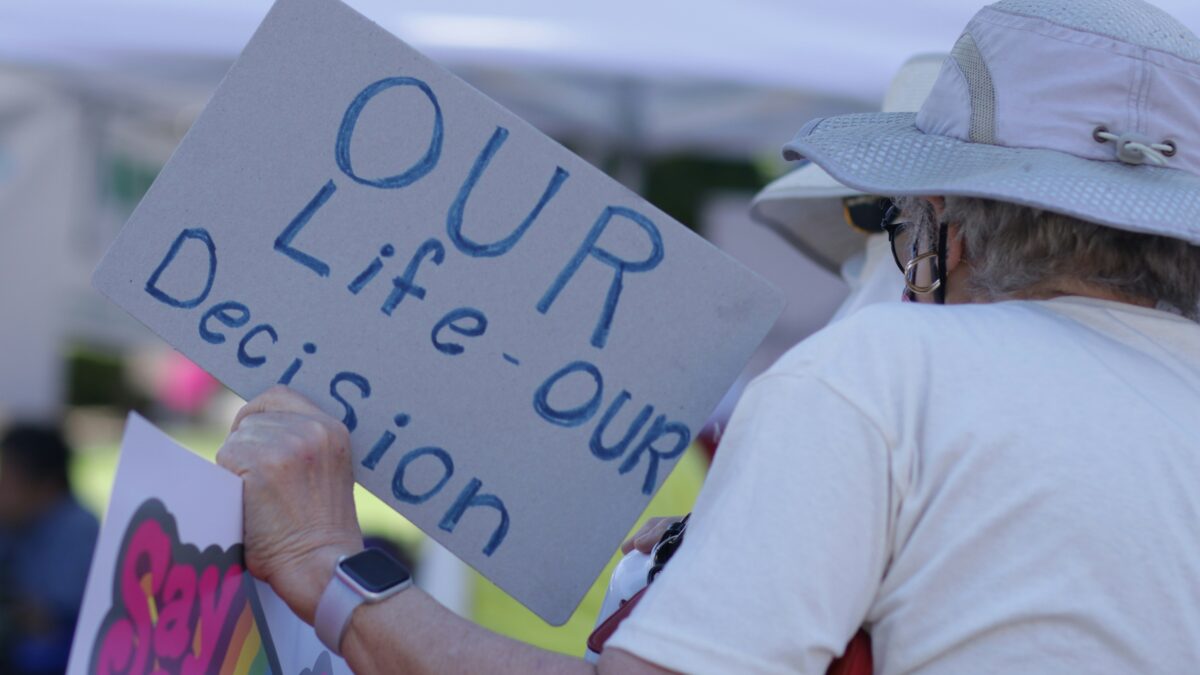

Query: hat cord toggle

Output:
[1092, 127, 1177, 167]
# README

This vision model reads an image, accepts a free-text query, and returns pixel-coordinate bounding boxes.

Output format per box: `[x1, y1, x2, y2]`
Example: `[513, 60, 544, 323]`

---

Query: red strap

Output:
[826, 629, 873, 675]
[586, 585, 650, 655]
[588, 594, 872, 675]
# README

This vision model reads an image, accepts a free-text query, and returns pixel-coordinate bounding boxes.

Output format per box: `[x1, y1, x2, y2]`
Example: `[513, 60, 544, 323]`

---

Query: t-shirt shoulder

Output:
[767, 298, 1196, 383]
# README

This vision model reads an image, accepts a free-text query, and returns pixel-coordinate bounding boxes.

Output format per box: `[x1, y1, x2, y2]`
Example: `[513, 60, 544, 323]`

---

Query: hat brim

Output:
[750, 161, 866, 273]
[783, 112, 1200, 246]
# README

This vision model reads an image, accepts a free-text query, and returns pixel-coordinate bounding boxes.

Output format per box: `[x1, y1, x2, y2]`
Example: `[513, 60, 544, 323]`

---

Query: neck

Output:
[1008, 279, 1156, 308]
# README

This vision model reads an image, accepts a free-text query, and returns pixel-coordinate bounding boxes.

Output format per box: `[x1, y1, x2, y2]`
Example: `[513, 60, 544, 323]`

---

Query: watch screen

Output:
[340, 548, 411, 593]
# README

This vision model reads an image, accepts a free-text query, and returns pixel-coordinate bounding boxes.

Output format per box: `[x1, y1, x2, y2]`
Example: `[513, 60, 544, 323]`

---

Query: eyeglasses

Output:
[841, 195, 892, 233]
[881, 205, 942, 295]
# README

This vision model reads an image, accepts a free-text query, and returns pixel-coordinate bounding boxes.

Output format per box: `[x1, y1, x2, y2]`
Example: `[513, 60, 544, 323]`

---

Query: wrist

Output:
[340, 583, 426, 669]
[273, 541, 362, 624]
[315, 546, 415, 659]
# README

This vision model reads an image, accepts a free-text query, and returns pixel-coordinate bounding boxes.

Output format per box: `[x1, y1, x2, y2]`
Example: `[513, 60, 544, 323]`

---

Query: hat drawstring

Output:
[1092, 127, 1176, 167]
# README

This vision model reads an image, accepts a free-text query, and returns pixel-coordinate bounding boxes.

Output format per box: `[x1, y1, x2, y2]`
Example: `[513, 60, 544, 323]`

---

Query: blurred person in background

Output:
[692, 54, 946, 464]
[751, 53, 945, 319]
[0, 424, 99, 675]
[215, 0, 1200, 672]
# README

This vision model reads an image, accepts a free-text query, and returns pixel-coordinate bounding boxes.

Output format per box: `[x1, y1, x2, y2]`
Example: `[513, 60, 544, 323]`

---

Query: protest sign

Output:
[67, 413, 347, 675]
[92, 0, 782, 623]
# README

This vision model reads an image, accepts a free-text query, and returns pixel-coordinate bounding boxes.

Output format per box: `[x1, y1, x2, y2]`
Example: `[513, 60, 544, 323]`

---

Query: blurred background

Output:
[4, 0, 1200, 670]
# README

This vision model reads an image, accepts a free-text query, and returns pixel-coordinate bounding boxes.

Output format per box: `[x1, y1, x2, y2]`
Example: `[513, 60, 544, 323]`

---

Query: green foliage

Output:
[470, 445, 708, 656]
[65, 346, 148, 410]
[106, 154, 160, 211]
[643, 155, 768, 231]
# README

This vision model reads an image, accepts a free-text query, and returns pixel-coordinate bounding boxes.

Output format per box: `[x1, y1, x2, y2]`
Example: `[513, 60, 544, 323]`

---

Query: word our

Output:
[139, 74, 694, 559]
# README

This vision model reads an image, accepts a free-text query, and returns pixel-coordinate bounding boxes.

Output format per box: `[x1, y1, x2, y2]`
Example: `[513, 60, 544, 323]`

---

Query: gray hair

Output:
[894, 196, 1200, 320]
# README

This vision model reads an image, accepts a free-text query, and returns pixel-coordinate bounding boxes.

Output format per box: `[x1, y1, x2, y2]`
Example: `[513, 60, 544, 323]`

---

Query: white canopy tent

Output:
[8, 0, 1200, 163]
[0, 1, 888, 160]
[13, 0, 1200, 95]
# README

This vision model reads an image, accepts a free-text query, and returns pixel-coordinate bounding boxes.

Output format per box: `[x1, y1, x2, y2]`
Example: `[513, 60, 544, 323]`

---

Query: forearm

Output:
[281, 543, 668, 675]
[218, 388, 666, 675]
[276, 542, 593, 673]
[342, 587, 595, 675]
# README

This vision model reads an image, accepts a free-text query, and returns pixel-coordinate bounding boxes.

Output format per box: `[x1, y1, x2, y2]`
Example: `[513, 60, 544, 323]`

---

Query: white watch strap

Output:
[314, 563, 363, 655]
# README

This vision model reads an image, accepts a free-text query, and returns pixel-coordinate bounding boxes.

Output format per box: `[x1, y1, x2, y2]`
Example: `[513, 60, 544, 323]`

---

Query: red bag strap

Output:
[826, 629, 873, 675]
[586, 585, 650, 655]
[586, 512, 872, 674]
[587, 591, 872, 675]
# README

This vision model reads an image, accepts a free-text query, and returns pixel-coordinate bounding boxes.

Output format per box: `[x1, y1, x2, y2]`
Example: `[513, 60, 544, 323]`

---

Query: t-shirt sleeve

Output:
[604, 373, 897, 675]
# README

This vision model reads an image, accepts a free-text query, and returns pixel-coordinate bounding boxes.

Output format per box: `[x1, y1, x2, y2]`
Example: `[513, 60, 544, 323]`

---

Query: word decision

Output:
[143, 77, 687, 557]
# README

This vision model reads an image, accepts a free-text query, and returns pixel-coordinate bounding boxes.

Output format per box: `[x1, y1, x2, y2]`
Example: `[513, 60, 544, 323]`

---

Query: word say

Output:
[90, 499, 258, 675]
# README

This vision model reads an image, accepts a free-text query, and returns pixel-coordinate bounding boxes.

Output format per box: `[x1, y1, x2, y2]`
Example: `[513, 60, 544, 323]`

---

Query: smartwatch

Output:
[314, 548, 412, 654]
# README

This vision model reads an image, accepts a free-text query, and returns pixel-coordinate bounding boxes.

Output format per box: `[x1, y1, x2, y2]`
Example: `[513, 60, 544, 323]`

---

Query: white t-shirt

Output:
[831, 233, 905, 322]
[607, 297, 1200, 674]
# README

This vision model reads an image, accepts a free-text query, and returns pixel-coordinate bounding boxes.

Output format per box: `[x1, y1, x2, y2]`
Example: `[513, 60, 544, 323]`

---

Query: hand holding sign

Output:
[93, 0, 782, 623]
[218, 386, 364, 623]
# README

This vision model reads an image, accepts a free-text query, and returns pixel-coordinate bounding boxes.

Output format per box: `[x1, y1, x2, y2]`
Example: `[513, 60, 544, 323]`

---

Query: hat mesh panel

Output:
[950, 32, 997, 145]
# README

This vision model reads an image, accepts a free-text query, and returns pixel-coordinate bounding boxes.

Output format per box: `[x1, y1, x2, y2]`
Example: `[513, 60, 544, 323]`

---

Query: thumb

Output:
[231, 385, 328, 432]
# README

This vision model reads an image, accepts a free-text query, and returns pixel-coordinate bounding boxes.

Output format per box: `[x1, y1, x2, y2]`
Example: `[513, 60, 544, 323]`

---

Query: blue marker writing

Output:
[277, 342, 317, 385]
[362, 414, 410, 471]
[237, 324, 278, 368]
[619, 415, 691, 495]
[275, 180, 337, 278]
[348, 244, 396, 294]
[447, 126, 570, 258]
[533, 360, 603, 428]
[439, 478, 509, 557]
[431, 307, 488, 355]
[199, 301, 251, 345]
[144, 228, 217, 309]
[537, 207, 664, 349]
[589, 391, 654, 461]
[381, 238, 445, 316]
[329, 371, 371, 432]
[336, 77, 443, 189]
[391, 446, 454, 505]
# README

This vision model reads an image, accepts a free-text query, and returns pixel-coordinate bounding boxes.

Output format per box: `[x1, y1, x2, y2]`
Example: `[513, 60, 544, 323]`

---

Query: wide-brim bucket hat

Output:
[782, 0, 1200, 247]
[751, 54, 945, 273]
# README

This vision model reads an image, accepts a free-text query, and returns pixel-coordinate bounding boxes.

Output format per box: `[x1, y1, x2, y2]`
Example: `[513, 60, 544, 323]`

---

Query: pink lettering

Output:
[153, 564, 197, 664]
[95, 619, 135, 675]
[182, 564, 245, 675]
[89, 500, 258, 675]
[117, 517, 171, 674]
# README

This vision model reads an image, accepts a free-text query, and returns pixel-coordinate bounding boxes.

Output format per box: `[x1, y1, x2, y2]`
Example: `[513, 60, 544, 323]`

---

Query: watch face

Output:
[339, 548, 411, 593]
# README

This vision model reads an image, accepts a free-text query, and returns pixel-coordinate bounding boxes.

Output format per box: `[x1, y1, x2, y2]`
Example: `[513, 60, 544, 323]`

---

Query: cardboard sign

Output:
[67, 414, 348, 675]
[92, 0, 781, 623]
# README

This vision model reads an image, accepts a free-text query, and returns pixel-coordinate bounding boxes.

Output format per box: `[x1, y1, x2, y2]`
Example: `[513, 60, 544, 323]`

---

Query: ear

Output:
[944, 223, 965, 273]
[926, 196, 965, 274]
